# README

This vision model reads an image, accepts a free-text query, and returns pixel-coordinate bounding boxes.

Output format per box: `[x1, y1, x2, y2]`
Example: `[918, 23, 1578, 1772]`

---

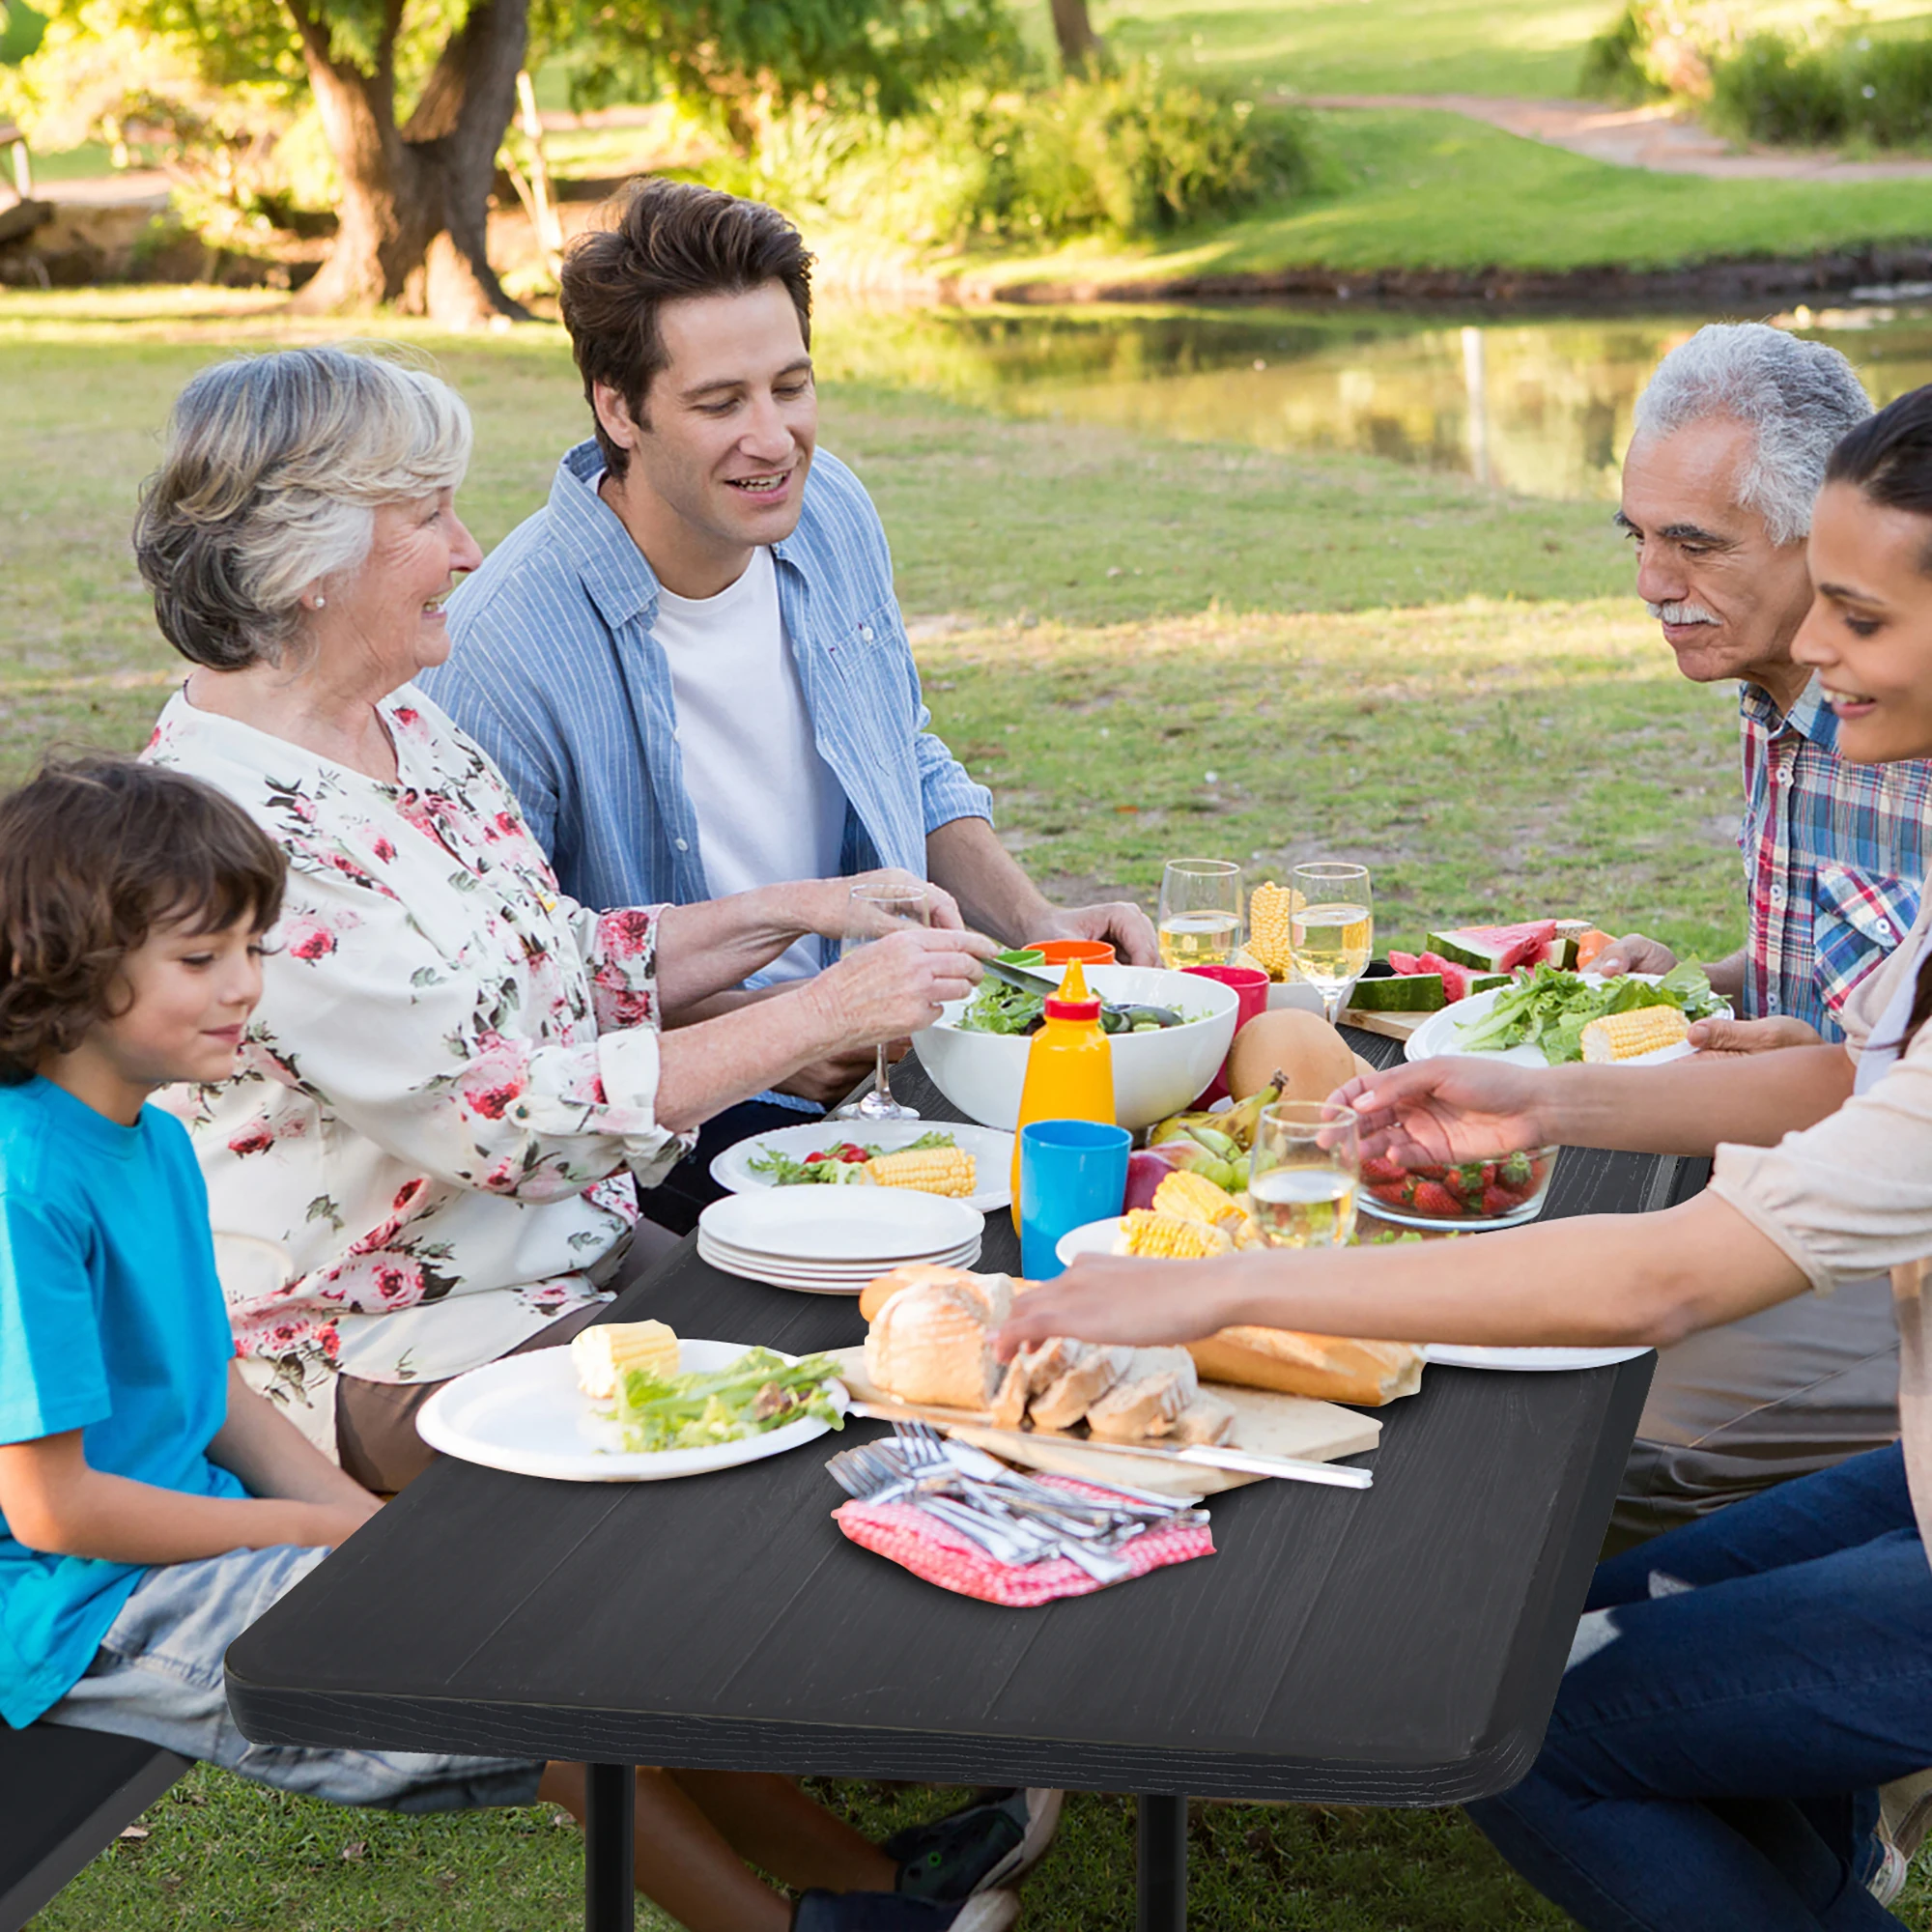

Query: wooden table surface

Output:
[227, 1034, 1685, 1810]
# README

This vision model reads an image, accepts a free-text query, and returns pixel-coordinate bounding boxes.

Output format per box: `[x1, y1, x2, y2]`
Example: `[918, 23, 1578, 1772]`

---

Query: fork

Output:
[896, 1420, 1204, 1521]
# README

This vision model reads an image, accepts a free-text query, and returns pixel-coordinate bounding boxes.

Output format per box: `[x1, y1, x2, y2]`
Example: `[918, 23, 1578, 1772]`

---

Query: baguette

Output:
[1186, 1326, 1423, 1406]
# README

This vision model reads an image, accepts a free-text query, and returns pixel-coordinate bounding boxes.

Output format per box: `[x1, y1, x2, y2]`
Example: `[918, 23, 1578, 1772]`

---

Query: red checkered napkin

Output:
[834, 1472, 1214, 1606]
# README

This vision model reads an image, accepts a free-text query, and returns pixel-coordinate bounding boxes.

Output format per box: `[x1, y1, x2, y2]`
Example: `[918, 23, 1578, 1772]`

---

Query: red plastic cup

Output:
[1029, 939, 1117, 967]
[1183, 963, 1269, 1107]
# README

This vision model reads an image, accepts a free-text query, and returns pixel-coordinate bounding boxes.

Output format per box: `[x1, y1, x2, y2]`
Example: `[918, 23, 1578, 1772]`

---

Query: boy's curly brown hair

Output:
[0, 755, 286, 1083]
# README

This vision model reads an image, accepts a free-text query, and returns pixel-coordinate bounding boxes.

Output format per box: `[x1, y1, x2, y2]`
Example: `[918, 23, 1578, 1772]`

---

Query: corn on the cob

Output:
[1152, 1168, 1247, 1232]
[1579, 1007, 1690, 1064]
[572, 1319, 680, 1402]
[1113, 1210, 1236, 1259]
[1248, 881, 1296, 980]
[865, 1145, 978, 1197]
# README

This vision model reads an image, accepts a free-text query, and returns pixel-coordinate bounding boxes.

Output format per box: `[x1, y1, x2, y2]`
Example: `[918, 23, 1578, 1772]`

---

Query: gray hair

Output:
[1631, 323, 1871, 546]
[133, 347, 472, 671]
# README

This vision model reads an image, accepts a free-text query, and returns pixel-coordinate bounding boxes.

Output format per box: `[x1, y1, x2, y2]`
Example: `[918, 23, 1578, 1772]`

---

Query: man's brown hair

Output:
[0, 755, 286, 1083]
[559, 178, 814, 479]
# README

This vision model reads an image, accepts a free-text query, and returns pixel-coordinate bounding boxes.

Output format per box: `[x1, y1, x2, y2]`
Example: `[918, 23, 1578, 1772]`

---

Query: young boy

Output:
[0, 754, 1042, 1929]
[0, 754, 543, 1813]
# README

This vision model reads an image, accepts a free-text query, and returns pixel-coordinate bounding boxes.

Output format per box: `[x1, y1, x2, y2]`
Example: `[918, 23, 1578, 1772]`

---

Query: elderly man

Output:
[426, 180, 1154, 1231]
[1596, 323, 1932, 1548]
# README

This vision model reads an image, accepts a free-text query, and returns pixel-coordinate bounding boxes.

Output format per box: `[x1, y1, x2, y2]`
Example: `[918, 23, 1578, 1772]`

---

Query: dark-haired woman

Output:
[998, 387, 1932, 1929]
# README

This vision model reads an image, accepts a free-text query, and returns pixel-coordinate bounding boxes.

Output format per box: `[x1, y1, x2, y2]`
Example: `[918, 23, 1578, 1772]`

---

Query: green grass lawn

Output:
[1, 292, 1919, 1928]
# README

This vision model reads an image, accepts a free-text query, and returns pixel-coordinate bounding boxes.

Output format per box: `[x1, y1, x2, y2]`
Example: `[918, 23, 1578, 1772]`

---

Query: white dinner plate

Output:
[698, 1242, 985, 1295]
[709, 1120, 1017, 1215]
[697, 1232, 981, 1276]
[1422, 1343, 1653, 1373]
[1054, 1217, 1127, 1267]
[1404, 975, 1714, 1068]
[414, 1339, 847, 1481]
[698, 1188, 983, 1263]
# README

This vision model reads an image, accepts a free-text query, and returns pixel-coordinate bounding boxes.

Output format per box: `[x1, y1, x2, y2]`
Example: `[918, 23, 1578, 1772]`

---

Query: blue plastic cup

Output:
[1019, 1119, 1132, 1279]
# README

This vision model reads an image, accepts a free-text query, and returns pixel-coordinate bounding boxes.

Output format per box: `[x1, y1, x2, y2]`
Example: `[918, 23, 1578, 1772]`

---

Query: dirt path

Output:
[1300, 93, 1932, 181]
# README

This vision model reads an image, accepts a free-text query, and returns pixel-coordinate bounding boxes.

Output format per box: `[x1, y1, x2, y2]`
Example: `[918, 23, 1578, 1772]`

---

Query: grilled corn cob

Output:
[572, 1319, 680, 1403]
[1152, 1168, 1247, 1233]
[1248, 881, 1296, 980]
[865, 1145, 977, 1197]
[1579, 1007, 1690, 1064]
[1113, 1210, 1236, 1259]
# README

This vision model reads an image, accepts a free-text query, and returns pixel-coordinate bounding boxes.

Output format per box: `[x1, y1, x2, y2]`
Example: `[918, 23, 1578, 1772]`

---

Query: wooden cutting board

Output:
[829, 1348, 1380, 1496]
[1340, 1005, 1431, 1042]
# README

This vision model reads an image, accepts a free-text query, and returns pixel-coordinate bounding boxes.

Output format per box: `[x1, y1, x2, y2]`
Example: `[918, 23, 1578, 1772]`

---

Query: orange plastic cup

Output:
[1029, 938, 1117, 967]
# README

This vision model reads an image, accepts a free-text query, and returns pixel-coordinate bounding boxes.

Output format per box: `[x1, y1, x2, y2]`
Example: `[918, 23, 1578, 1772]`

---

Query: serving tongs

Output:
[979, 955, 1181, 1034]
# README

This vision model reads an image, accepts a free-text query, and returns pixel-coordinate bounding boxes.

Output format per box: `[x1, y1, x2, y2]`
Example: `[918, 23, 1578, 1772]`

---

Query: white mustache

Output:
[1647, 600, 1720, 626]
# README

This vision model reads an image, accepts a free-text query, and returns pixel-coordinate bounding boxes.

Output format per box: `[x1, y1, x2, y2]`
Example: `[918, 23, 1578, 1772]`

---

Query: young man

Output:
[1592, 325, 1932, 1548]
[425, 181, 1154, 1228]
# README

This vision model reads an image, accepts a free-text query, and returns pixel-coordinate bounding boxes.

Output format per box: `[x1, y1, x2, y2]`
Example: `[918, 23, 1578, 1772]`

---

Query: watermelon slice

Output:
[1415, 951, 1475, 1002]
[1386, 951, 1425, 975]
[1426, 921, 1559, 974]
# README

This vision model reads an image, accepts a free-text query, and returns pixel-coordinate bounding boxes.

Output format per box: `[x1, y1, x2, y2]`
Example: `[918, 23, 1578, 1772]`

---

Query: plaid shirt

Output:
[1737, 677, 1931, 1041]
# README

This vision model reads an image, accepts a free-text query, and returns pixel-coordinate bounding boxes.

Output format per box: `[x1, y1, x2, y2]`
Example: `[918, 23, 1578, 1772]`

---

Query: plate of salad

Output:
[709, 1120, 1017, 1214]
[1404, 965, 1729, 1069]
[415, 1338, 847, 1482]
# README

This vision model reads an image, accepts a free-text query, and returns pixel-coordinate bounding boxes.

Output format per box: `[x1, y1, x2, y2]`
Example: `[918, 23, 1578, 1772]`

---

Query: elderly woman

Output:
[130, 347, 1042, 1932]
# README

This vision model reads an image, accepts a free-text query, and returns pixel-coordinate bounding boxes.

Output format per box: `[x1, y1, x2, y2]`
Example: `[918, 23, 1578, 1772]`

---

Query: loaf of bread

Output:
[861, 1269, 1013, 1411]
[860, 1263, 1015, 1323]
[1185, 1327, 1423, 1406]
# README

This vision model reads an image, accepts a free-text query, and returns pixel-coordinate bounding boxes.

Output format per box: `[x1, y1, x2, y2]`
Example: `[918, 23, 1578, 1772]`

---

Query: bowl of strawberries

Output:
[1357, 1147, 1559, 1231]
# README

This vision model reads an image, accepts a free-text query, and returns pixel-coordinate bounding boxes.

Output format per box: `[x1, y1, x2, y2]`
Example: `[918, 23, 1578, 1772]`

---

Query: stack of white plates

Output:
[696, 1188, 984, 1295]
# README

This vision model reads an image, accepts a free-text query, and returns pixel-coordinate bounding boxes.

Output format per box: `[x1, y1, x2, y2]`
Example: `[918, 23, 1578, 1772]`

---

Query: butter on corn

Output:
[865, 1145, 978, 1197]
[1580, 1007, 1690, 1064]
[572, 1320, 679, 1403]
[1248, 881, 1296, 980]
[1114, 1210, 1236, 1259]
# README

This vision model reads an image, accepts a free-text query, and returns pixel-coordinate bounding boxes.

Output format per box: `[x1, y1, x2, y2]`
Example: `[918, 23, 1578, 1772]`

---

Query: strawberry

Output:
[1367, 1180, 1412, 1205]
[1483, 1185, 1526, 1217]
[1410, 1179, 1462, 1217]
[1360, 1153, 1406, 1184]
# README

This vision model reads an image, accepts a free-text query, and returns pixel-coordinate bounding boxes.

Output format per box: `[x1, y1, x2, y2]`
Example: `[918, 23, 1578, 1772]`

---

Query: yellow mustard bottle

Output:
[1010, 961, 1118, 1231]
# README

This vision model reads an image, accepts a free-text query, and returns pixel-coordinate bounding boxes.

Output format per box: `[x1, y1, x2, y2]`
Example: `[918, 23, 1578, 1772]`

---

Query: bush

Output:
[715, 65, 1314, 248]
[1578, 2, 1717, 104]
[1707, 30, 1847, 145]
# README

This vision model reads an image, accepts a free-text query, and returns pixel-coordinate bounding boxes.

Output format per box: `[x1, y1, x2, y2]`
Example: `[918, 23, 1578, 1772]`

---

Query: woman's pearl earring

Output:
[312, 595, 326, 609]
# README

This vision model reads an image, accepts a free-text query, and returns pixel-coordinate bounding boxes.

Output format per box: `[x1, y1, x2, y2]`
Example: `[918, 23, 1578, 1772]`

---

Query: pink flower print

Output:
[343, 1179, 432, 1259]
[227, 1118, 277, 1157]
[321, 1254, 430, 1313]
[600, 909, 658, 960]
[145, 724, 163, 752]
[480, 1156, 522, 1194]
[371, 836, 397, 864]
[605, 985, 654, 1028]
[286, 923, 337, 962]
[325, 850, 375, 885]
[458, 1041, 529, 1124]
[392, 705, 425, 735]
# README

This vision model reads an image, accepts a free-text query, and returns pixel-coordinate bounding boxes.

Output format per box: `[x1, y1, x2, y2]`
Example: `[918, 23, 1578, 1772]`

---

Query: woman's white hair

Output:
[1632, 323, 1871, 546]
[133, 346, 473, 671]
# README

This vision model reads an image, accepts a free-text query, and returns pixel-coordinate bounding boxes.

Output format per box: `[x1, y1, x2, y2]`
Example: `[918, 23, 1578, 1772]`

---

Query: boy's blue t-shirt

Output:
[0, 1076, 246, 1727]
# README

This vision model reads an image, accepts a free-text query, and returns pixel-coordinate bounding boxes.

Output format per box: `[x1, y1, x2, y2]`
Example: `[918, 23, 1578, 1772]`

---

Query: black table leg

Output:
[585, 1762, 635, 1932]
[1135, 1793, 1187, 1931]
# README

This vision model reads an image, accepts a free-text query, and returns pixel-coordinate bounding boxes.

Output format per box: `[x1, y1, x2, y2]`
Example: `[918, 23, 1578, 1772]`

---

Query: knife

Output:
[845, 1401, 1373, 1491]
[979, 956, 1183, 1033]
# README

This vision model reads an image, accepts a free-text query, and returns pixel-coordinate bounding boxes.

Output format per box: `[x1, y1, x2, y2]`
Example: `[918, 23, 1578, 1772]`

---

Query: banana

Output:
[1217, 1083, 1281, 1151]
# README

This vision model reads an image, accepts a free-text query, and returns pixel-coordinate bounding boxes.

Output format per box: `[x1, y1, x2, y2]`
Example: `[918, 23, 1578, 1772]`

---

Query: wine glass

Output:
[1289, 862, 1373, 1024]
[1248, 1100, 1360, 1249]
[833, 882, 931, 1122]
[1156, 859, 1243, 971]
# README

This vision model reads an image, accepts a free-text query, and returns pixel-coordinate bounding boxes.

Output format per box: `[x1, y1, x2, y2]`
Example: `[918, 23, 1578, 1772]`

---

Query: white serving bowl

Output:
[911, 964, 1239, 1132]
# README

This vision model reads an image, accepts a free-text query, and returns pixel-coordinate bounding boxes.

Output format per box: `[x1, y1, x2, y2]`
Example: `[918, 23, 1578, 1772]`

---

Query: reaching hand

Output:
[1329, 1058, 1554, 1167]
[995, 1255, 1250, 1358]
[1688, 1012, 1823, 1056]
[1035, 900, 1160, 967]
[810, 925, 994, 1053]
[1589, 933, 1679, 980]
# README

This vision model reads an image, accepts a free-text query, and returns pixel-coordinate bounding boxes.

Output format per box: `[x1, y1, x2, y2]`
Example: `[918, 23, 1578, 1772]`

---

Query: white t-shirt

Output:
[653, 547, 847, 982]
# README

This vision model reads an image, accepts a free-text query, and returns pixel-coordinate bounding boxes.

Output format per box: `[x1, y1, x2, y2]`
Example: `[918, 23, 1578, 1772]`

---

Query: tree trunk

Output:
[1049, 0, 1102, 74]
[286, 0, 529, 325]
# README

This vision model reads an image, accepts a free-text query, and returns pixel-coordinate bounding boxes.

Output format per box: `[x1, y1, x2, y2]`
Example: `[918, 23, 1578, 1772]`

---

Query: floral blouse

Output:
[146, 685, 689, 1452]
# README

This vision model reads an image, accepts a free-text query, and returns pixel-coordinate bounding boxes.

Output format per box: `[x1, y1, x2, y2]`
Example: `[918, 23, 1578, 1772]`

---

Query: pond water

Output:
[820, 299, 1932, 502]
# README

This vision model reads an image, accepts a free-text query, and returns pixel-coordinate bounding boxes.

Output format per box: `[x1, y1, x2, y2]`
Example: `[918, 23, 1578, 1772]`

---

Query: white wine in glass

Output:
[1157, 859, 1242, 971]
[833, 883, 930, 1122]
[1248, 1100, 1359, 1249]
[1289, 863, 1373, 1023]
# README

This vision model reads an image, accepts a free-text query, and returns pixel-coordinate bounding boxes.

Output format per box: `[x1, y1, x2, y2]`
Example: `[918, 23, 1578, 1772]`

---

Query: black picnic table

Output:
[226, 1034, 1695, 1931]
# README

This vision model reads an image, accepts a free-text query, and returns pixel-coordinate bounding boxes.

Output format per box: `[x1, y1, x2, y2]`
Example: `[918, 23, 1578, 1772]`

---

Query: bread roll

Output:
[1086, 1371, 1189, 1441]
[1186, 1327, 1423, 1406]
[862, 1274, 1004, 1411]
[859, 1264, 1013, 1324]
